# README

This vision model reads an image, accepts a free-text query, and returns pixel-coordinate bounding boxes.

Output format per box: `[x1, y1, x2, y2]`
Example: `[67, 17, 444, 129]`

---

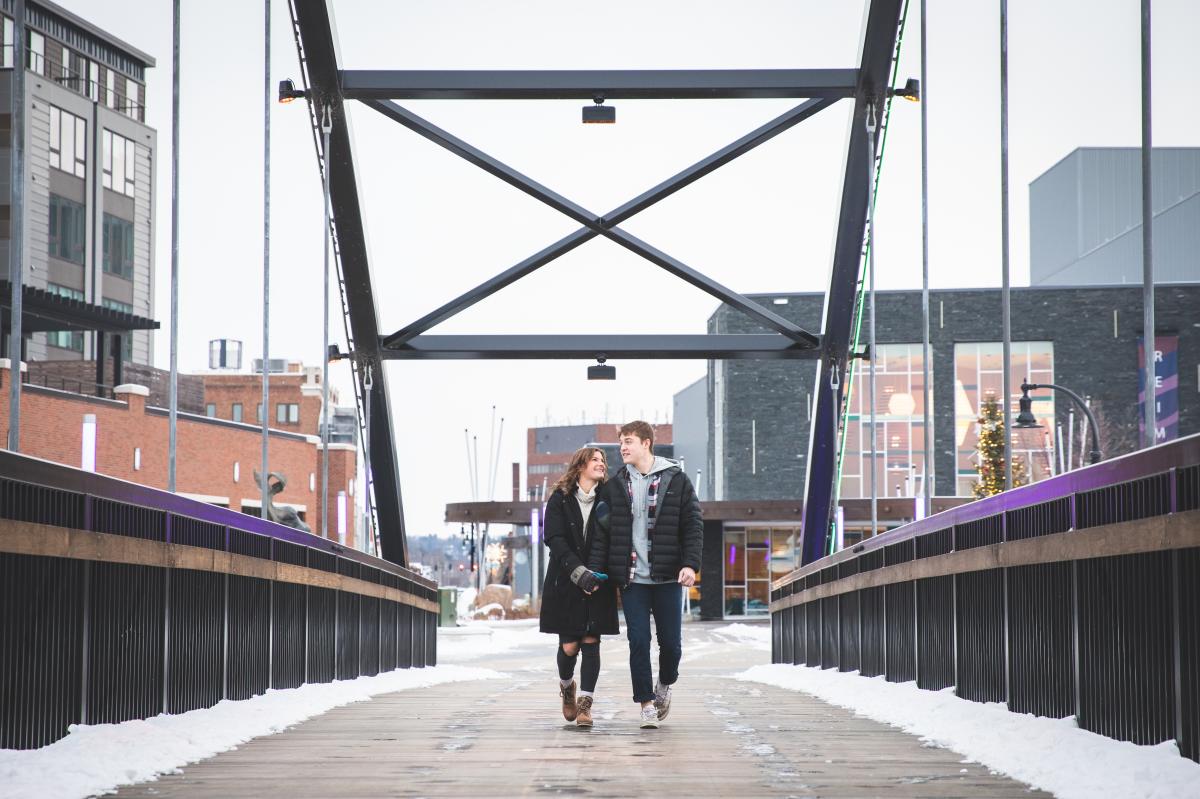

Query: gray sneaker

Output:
[639, 704, 659, 728]
[653, 682, 673, 721]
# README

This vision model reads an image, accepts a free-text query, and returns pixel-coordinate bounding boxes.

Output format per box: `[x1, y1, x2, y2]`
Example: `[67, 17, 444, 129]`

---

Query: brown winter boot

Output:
[575, 695, 594, 727]
[560, 681, 578, 721]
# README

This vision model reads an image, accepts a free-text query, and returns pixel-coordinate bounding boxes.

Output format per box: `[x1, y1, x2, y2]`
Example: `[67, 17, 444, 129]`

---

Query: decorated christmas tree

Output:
[973, 395, 1028, 498]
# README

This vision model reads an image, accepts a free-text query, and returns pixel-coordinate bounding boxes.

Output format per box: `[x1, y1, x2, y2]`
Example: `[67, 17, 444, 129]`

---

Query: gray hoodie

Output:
[626, 456, 678, 584]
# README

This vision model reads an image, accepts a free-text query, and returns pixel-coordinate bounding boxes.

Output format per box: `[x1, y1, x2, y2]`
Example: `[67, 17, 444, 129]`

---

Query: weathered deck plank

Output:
[112, 625, 1048, 797]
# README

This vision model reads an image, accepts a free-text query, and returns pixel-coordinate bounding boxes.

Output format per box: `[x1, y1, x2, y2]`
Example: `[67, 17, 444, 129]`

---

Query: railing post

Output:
[80, 559, 92, 725]
[1172, 548, 1183, 750]
[1071, 559, 1082, 726]
[268, 539, 274, 690]
[162, 514, 172, 714]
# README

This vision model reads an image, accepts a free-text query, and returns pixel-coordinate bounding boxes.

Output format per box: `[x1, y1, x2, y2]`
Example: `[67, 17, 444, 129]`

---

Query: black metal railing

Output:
[770, 433, 1200, 763]
[0, 450, 437, 750]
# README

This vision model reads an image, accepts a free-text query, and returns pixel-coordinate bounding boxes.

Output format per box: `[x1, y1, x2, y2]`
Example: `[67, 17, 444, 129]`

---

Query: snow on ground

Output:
[0, 665, 501, 799]
[437, 619, 560, 663]
[708, 622, 772, 651]
[735, 663, 1200, 799]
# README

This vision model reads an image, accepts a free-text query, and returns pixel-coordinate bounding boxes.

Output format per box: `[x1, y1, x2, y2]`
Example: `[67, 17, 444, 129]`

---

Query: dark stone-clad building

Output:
[707, 283, 1200, 505]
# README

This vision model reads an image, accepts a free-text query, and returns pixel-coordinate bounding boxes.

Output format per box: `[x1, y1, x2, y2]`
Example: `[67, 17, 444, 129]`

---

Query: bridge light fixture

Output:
[587, 355, 615, 380]
[890, 77, 920, 102]
[1014, 384, 1042, 429]
[278, 78, 308, 104]
[582, 96, 615, 124]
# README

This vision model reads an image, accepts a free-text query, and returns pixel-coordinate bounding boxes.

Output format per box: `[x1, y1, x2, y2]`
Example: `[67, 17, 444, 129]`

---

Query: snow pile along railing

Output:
[771, 433, 1200, 762]
[0, 450, 439, 750]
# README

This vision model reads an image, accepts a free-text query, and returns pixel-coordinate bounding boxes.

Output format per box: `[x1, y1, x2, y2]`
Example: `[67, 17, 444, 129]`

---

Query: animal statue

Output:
[253, 470, 312, 533]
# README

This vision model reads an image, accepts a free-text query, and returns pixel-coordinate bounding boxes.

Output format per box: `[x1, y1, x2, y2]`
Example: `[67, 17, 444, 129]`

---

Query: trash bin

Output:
[438, 586, 458, 627]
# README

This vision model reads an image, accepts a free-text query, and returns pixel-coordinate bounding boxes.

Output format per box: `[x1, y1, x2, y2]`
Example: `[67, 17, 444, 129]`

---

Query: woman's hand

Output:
[570, 565, 602, 594]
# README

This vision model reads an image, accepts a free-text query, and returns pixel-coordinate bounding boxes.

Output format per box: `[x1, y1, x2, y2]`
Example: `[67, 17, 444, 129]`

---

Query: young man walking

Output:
[587, 421, 703, 729]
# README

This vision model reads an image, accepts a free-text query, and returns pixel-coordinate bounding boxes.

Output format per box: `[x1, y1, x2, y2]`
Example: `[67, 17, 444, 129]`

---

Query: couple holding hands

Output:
[537, 421, 703, 729]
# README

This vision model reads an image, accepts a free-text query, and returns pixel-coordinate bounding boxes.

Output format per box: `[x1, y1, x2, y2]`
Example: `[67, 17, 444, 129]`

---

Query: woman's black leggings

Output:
[557, 637, 601, 692]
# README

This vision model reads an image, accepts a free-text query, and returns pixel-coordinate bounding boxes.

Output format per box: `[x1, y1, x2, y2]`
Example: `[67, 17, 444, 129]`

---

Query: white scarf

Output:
[575, 484, 597, 531]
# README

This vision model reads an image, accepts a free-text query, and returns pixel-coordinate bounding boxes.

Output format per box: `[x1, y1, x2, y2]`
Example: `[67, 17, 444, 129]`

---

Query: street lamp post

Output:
[1014, 380, 1101, 466]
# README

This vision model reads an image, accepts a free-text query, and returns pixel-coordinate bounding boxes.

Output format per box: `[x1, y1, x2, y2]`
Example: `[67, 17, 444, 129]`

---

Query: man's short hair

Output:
[618, 420, 655, 447]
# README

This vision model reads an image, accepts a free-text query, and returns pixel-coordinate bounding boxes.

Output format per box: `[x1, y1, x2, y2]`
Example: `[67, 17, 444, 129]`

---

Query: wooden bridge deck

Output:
[113, 624, 1048, 798]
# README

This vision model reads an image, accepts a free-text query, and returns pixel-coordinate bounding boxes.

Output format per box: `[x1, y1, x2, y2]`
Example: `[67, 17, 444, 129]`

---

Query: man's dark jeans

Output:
[620, 582, 682, 703]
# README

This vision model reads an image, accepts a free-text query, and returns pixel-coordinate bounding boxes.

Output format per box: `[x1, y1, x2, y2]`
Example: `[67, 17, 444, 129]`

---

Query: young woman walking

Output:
[538, 447, 618, 727]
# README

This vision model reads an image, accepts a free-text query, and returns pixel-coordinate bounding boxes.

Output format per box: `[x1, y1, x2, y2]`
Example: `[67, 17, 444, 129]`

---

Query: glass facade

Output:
[723, 525, 798, 617]
[954, 342, 1056, 495]
[840, 343, 930, 499]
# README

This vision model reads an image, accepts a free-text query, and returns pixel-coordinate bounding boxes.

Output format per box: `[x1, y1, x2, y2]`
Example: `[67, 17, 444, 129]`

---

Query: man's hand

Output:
[677, 567, 697, 587]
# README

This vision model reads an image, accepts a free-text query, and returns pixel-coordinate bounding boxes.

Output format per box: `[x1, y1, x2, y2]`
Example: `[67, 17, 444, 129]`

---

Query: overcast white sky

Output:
[62, 0, 1200, 539]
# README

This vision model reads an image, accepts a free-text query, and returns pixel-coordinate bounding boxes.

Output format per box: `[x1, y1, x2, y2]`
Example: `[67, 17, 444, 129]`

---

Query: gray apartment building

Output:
[1, 1, 156, 366]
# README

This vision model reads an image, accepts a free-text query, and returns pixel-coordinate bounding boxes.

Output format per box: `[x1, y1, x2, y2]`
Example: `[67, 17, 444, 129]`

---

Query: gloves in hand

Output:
[570, 565, 600, 593]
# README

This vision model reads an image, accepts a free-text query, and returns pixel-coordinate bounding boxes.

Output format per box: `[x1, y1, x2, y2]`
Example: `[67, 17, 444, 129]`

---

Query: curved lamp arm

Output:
[1022, 381, 1102, 464]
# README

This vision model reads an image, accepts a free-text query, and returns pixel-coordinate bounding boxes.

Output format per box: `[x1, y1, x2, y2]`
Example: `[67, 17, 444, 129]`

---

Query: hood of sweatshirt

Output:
[626, 456, 678, 479]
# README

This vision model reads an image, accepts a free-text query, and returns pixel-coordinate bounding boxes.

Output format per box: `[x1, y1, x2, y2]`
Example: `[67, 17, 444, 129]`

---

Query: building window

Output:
[256, 403, 263, 422]
[102, 214, 134, 279]
[88, 61, 99, 101]
[954, 342, 1056, 496]
[206, 403, 217, 417]
[232, 403, 243, 423]
[101, 130, 137, 197]
[124, 77, 140, 119]
[48, 194, 86, 264]
[27, 30, 43, 74]
[721, 526, 793, 617]
[101, 299, 134, 360]
[1, 18, 13, 69]
[276, 403, 299, 424]
[840, 343, 932, 502]
[48, 106, 87, 178]
[106, 70, 116, 108]
[45, 283, 85, 351]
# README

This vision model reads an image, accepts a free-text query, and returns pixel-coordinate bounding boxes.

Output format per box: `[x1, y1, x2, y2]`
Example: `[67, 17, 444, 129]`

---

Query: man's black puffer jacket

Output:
[587, 465, 703, 587]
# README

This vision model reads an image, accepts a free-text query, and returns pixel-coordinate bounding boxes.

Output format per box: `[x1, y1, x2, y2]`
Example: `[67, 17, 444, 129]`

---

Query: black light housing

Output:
[587, 356, 615, 380]
[1014, 382, 1042, 428]
[278, 78, 307, 104]
[891, 77, 921, 102]
[582, 96, 615, 124]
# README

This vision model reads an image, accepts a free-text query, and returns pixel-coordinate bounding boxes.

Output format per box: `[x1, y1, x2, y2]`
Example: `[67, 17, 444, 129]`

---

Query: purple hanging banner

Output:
[1138, 335, 1179, 444]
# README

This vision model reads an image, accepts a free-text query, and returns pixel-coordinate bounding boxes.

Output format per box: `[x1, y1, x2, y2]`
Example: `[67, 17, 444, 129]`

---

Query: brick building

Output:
[0, 361, 359, 546]
[526, 421, 674, 499]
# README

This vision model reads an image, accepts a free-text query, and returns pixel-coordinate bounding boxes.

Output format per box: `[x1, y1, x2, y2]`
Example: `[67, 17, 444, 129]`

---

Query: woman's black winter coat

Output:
[538, 486, 619, 637]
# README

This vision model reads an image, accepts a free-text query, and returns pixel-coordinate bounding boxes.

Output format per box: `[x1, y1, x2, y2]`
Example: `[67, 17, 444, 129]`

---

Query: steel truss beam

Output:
[340, 69, 859, 100]
[799, 0, 906, 565]
[371, 98, 833, 350]
[382, 334, 820, 360]
[292, 0, 408, 566]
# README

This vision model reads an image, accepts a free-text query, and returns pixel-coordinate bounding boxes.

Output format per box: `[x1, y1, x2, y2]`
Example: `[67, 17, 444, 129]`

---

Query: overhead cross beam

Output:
[370, 97, 834, 353]
[340, 68, 859, 100]
[380, 334, 821, 361]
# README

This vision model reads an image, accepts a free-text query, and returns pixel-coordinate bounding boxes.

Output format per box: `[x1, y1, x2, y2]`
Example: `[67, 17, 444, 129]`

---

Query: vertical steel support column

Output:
[867, 106, 879, 539]
[999, 0, 1014, 490]
[321, 109, 332, 538]
[1140, 0, 1156, 448]
[6, 0, 25, 451]
[168, 0, 180, 490]
[799, 0, 904, 565]
[919, 0, 934, 511]
[260, 0, 272, 517]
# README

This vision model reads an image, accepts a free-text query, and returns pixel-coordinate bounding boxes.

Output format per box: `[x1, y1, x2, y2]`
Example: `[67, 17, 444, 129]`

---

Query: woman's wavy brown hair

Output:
[551, 446, 608, 495]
